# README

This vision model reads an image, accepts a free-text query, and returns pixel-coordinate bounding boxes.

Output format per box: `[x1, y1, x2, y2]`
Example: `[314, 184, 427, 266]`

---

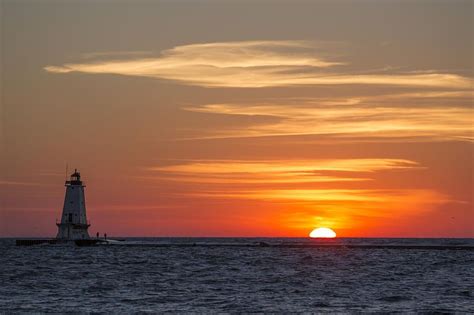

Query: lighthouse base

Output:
[56, 223, 90, 240]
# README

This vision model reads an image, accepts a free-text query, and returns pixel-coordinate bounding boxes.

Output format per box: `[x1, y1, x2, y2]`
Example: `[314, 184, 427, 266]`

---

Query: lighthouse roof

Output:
[71, 169, 81, 178]
[66, 168, 83, 185]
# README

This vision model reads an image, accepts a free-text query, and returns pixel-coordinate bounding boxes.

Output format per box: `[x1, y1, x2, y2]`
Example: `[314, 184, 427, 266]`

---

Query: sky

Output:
[1, 0, 473, 237]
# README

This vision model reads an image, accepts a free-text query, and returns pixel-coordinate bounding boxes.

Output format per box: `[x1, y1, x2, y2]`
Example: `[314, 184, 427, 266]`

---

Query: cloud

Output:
[145, 158, 452, 231]
[184, 98, 473, 141]
[0, 180, 43, 186]
[278, 188, 452, 232]
[44, 40, 473, 88]
[189, 188, 449, 204]
[148, 158, 420, 184]
[151, 158, 419, 173]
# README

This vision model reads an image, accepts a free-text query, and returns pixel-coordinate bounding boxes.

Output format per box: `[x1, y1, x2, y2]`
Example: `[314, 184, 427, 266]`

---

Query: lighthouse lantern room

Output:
[56, 169, 91, 240]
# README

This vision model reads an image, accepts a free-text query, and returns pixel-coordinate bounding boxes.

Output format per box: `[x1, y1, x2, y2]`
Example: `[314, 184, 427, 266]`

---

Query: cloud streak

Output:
[151, 159, 419, 174]
[146, 158, 451, 232]
[44, 41, 473, 88]
[149, 159, 420, 185]
[185, 98, 473, 141]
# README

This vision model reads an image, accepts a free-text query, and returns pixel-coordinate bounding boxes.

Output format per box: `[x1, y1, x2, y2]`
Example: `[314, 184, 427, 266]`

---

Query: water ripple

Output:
[1, 238, 473, 312]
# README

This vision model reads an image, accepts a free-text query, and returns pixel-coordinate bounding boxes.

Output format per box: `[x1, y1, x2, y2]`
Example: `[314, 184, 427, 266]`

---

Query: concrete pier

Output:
[73, 240, 474, 250]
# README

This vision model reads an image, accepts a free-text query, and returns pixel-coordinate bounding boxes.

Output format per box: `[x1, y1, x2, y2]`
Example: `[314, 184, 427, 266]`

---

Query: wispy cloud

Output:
[279, 188, 452, 232]
[149, 159, 419, 184]
[0, 180, 43, 186]
[151, 159, 419, 174]
[184, 98, 473, 141]
[189, 188, 449, 204]
[44, 40, 473, 88]
[146, 158, 452, 231]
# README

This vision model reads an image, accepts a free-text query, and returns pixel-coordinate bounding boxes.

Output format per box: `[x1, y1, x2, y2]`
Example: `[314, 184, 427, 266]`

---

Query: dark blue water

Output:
[1, 238, 473, 312]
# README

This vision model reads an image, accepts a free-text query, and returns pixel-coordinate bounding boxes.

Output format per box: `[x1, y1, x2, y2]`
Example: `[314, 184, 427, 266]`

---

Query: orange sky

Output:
[1, 1, 473, 237]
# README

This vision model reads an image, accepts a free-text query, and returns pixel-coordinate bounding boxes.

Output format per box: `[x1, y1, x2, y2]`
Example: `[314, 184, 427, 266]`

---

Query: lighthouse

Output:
[56, 169, 91, 240]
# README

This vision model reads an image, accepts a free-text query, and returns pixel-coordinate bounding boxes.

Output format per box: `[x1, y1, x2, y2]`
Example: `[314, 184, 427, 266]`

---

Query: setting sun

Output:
[309, 227, 337, 238]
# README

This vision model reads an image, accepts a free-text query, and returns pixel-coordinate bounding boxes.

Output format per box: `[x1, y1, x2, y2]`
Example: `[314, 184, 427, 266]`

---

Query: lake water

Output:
[1, 238, 473, 312]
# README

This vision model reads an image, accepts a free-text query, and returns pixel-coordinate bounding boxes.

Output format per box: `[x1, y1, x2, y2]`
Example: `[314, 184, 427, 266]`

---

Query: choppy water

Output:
[1, 238, 473, 312]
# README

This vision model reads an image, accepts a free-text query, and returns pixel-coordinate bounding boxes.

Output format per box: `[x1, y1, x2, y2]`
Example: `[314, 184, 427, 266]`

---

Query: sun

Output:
[309, 227, 337, 238]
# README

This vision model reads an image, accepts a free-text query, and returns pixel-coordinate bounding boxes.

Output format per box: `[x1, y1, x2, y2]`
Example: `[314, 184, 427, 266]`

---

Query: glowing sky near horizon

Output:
[1, 0, 473, 237]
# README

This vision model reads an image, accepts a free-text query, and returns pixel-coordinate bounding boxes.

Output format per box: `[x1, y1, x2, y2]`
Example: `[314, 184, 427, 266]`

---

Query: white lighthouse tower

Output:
[56, 169, 91, 240]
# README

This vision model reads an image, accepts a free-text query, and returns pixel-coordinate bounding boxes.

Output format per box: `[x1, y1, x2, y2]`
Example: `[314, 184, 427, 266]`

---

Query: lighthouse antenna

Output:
[65, 163, 68, 181]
